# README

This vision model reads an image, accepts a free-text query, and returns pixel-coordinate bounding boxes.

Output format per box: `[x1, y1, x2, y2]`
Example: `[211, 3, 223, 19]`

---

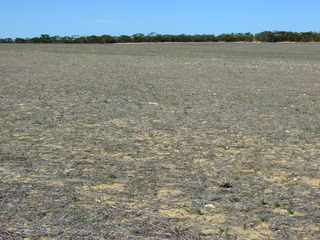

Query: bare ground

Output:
[0, 43, 319, 239]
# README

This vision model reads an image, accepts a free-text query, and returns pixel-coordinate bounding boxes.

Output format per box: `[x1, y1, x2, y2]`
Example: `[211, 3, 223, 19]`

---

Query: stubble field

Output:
[0, 42, 319, 239]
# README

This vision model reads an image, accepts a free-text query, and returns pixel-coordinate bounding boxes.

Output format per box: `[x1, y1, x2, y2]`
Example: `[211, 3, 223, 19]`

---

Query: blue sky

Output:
[1, 0, 319, 38]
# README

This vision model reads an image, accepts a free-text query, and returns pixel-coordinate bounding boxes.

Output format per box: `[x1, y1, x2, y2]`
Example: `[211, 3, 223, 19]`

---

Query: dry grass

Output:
[0, 42, 319, 239]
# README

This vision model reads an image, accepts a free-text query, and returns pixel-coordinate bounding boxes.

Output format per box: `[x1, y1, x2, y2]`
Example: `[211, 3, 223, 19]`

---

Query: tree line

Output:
[1, 31, 319, 44]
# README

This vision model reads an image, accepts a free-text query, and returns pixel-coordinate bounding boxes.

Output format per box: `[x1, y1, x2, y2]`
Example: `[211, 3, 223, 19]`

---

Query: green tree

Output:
[100, 35, 117, 43]
[40, 34, 51, 43]
[86, 35, 100, 43]
[117, 35, 132, 43]
[132, 33, 145, 42]
[15, 38, 27, 43]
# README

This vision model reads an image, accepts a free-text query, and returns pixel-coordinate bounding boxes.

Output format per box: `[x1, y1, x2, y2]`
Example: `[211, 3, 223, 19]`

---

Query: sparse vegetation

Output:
[194, 209, 203, 215]
[0, 42, 319, 239]
[273, 201, 281, 208]
[71, 195, 78, 201]
[259, 215, 267, 222]
[287, 208, 295, 215]
[260, 198, 267, 205]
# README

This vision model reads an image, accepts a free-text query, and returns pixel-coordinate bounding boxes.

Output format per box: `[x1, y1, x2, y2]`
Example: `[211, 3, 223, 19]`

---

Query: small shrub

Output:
[71, 195, 78, 201]
[260, 198, 267, 205]
[79, 216, 88, 223]
[130, 228, 139, 234]
[287, 208, 294, 214]
[107, 173, 117, 179]
[259, 215, 267, 222]
[273, 201, 280, 208]
[228, 195, 240, 203]
[194, 209, 203, 215]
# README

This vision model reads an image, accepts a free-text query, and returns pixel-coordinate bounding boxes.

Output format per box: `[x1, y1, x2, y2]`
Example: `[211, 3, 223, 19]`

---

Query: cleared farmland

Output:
[0, 42, 319, 239]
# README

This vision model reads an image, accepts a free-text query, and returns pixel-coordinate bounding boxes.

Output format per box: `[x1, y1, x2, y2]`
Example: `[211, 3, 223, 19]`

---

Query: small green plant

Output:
[136, 103, 143, 108]
[71, 195, 78, 201]
[171, 102, 179, 106]
[15, 181, 22, 186]
[95, 210, 102, 216]
[259, 215, 267, 222]
[194, 209, 203, 215]
[260, 198, 267, 205]
[148, 132, 154, 138]
[287, 208, 294, 214]
[184, 105, 192, 114]
[25, 217, 32, 222]
[107, 173, 117, 179]
[228, 195, 240, 203]
[41, 185, 49, 190]
[102, 99, 109, 103]
[130, 228, 139, 234]
[273, 201, 280, 208]
[79, 216, 88, 223]
[244, 192, 251, 198]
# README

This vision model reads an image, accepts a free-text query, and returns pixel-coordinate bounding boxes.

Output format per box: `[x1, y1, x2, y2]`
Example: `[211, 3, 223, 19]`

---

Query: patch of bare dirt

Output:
[0, 43, 319, 239]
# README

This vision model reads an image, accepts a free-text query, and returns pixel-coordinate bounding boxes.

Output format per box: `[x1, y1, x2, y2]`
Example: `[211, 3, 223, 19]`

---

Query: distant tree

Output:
[50, 35, 61, 43]
[176, 34, 191, 42]
[61, 36, 73, 43]
[217, 33, 236, 42]
[100, 35, 117, 43]
[1, 38, 13, 43]
[254, 31, 320, 42]
[29, 37, 41, 43]
[300, 31, 319, 42]
[73, 36, 87, 43]
[132, 33, 145, 42]
[233, 33, 254, 42]
[117, 35, 132, 43]
[159, 34, 175, 42]
[15, 38, 27, 43]
[86, 35, 100, 43]
[255, 31, 274, 42]
[146, 32, 159, 42]
[191, 34, 205, 42]
[40, 34, 51, 43]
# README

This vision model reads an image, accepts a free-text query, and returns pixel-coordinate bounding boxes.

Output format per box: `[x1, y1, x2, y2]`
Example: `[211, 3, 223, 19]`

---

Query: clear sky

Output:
[1, 0, 319, 39]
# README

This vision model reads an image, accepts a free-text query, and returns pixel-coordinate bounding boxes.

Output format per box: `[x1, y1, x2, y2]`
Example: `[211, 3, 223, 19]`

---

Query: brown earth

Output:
[0, 42, 319, 239]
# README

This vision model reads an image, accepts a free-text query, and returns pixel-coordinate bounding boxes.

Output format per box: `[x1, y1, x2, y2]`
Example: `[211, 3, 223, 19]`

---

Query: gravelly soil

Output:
[0, 42, 319, 239]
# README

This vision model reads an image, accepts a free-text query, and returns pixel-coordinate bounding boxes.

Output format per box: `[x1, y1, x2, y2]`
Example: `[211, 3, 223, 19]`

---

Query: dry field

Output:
[0, 42, 319, 239]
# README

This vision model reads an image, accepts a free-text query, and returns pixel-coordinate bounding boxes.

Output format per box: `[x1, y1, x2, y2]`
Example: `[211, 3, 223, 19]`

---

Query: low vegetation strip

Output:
[1, 30, 320, 44]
